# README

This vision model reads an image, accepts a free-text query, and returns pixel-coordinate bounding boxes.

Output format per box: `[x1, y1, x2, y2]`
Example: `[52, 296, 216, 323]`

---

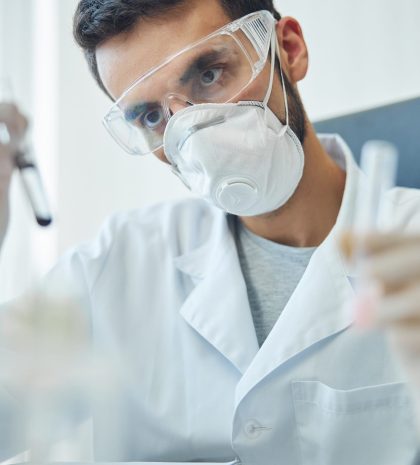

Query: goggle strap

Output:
[263, 29, 276, 110]
[263, 24, 290, 129]
[277, 35, 290, 128]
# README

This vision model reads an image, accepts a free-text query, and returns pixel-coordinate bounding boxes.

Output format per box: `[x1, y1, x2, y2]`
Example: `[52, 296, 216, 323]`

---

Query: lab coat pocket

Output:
[292, 380, 417, 465]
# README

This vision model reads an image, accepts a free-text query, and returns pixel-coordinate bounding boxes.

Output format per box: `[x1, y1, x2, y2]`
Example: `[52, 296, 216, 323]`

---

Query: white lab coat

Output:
[1, 134, 420, 464]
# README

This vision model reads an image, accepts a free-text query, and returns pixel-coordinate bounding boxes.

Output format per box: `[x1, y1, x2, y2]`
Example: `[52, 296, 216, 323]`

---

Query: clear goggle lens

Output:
[103, 10, 275, 156]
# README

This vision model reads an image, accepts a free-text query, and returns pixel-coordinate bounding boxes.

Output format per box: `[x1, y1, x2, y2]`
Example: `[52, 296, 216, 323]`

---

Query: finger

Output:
[0, 150, 14, 185]
[0, 137, 15, 189]
[388, 325, 420, 357]
[339, 231, 354, 260]
[340, 231, 420, 259]
[0, 143, 16, 193]
[0, 103, 28, 142]
[362, 232, 420, 255]
[375, 282, 420, 326]
[365, 243, 420, 288]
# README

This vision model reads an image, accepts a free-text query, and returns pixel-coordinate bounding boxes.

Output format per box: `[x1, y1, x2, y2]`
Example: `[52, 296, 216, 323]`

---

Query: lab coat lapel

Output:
[174, 214, 259, 374]
[235, 233, 355, 405]
[235, 134, 363, 406]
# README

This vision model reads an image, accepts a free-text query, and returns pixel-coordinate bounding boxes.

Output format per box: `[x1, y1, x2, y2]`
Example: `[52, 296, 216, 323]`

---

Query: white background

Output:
[0, 0, 419, 300]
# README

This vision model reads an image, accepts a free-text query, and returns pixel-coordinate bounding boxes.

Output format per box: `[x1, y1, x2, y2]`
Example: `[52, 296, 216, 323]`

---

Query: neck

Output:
[240, 124, 347, 247]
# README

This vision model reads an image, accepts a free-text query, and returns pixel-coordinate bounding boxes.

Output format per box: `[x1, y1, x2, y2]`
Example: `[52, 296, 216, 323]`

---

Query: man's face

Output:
[96, 0, 306, 162]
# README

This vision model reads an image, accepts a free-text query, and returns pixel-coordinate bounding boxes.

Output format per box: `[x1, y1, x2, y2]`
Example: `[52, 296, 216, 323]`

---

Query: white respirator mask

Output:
[163, 28, 305, 216]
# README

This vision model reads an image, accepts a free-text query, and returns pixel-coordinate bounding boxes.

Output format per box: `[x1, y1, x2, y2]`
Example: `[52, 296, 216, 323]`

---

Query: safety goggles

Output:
[103, 10, 276, 156]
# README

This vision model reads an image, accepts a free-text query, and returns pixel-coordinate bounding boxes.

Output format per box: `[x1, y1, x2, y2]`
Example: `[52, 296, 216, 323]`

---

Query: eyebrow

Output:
[124, 101, 160, 122]
[123, 47, 230, 120]
[179, 48, 229, 85]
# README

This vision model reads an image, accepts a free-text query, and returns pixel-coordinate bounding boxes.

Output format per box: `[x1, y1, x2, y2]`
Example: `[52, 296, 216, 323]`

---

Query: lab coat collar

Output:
[235, 134, 362, 403]
[174, 134, 361, 380]
[174, 213, 260, 374]
[235, 217, 356, 405]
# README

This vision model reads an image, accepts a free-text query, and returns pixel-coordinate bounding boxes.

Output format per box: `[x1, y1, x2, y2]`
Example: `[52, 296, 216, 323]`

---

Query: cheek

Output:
[236, 64, 272, 102]
[153, 63, 285, 166]
[232, 63, 285, 120]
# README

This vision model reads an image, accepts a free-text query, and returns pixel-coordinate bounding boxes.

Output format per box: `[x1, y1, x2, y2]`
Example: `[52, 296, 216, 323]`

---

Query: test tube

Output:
[15, 147, 53, 226]
[354, 140, 399, 234]
[0, 77, 53, 226]
[351, 140, 399, 326]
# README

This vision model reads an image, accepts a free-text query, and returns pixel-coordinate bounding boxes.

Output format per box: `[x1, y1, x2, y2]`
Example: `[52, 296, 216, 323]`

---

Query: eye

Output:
[142, 108, 164, 129]
[200, 67, 223, 87]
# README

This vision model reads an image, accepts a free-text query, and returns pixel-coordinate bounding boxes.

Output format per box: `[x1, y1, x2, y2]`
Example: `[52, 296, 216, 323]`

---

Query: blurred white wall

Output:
[1, 0, 420, 300]
[277, 0, 420, 119]
[0, 0, 58, 300]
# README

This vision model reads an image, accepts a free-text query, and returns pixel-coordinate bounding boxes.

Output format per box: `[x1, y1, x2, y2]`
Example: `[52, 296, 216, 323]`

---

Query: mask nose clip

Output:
[177, 115, 226, 152]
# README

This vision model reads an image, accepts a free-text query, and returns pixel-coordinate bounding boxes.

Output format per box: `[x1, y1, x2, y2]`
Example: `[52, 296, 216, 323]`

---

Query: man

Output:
[1, 0, 420, 463]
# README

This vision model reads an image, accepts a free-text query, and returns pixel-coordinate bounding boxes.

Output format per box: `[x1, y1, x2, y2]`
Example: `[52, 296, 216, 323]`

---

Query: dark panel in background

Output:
[314, 97, 420, 188]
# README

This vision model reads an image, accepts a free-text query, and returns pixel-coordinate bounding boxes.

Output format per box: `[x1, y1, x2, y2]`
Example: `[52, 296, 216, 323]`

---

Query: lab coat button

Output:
[244, 419, 264, 439]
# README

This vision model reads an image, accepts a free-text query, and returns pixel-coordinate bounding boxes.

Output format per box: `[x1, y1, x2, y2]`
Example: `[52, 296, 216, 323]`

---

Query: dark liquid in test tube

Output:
[15, 150, 53, 227]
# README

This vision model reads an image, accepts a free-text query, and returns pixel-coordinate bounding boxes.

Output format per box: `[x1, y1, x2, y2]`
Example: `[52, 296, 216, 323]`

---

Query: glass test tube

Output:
[351, 140, 399, 326]
[354, 140, 399, 234]
[0, 77, 53, 226]
[15, 147, 53, 226]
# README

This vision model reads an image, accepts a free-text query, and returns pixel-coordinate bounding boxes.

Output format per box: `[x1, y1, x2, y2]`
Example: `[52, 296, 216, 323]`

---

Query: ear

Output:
[275, 17, 309, 84]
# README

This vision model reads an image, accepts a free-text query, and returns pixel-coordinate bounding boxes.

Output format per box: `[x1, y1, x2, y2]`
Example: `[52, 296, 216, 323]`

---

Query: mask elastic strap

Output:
[262, 30, 276, 115]
[263, 23, 290, 129]
[277, 36, 290, 128]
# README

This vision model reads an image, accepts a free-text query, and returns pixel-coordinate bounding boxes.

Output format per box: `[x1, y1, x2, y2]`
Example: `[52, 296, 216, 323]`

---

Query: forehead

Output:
[96, 0, 233, 100]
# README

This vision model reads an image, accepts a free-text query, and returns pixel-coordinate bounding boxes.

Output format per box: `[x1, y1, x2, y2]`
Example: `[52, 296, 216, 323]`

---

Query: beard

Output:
[282, 73, 307, 146]
[251, 67, 308, 220]
[283, 74, 307, 144]
[274, 59, 307, 145]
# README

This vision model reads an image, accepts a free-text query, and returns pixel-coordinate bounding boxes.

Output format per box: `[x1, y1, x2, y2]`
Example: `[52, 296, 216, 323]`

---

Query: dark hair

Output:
[73, 0, 282, 98]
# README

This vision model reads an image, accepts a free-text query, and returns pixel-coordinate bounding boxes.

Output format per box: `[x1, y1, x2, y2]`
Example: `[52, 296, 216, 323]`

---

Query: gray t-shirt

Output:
[234, 218, 316, 347]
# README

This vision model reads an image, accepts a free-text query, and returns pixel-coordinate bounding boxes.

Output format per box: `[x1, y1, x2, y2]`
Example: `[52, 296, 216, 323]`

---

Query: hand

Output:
[342, 233, 420, 328]
[342, 232, 420, 427]
[0, 103, 27, 182]
[0, 103, 28, 242]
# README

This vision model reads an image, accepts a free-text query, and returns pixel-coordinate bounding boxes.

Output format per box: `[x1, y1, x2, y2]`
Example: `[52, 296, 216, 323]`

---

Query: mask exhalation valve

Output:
[216, 178, 259, 214]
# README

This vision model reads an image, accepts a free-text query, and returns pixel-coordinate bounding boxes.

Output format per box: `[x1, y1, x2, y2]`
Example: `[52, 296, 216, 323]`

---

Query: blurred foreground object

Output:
[0, 77, 53, 227]
[341, 140, 420, 437]
[0, 280, 127, 460]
